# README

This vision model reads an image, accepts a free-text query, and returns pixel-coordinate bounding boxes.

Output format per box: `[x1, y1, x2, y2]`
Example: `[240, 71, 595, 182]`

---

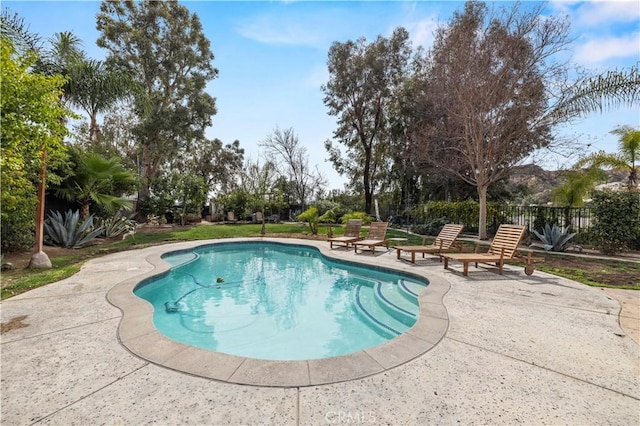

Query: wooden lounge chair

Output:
[395, 224, 464, 263]
[441, 224, 526, 276]
[353, 222, 389, 254]
[327, 219, 363, 249]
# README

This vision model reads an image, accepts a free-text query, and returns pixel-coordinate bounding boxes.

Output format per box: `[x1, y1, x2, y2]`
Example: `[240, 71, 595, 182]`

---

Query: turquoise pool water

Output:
[134, 242, 428, 361]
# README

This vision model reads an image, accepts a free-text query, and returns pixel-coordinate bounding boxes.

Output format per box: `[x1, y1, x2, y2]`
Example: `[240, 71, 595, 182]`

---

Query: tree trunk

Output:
[136, 143, 155, 219]
[363, 146, 372, 214]
[478, 183, 488, 240]
[89, 114, 100, 144]
[80, 201, 91, 220]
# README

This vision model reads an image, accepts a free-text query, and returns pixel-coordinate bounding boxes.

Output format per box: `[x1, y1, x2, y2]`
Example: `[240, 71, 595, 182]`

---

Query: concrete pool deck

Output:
[1, 238, 638, 424]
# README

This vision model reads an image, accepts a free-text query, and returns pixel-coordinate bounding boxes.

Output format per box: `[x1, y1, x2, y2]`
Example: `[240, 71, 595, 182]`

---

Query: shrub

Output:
[341, 211, 372, 225]
[591, 191, 640, 255]
[1, 202, 35, 253]
[100, 211, 136, 238]
[297, 207, 319, 235]
[530, 223, 576, 252]
[44, 210, 104, 248]
[411, 218, 449, 236]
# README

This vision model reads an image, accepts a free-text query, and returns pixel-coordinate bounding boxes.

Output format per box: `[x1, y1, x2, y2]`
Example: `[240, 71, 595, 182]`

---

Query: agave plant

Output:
[100, 211, 136, 238]
[530, 223, 577, 252]
[44, 210, 104, 248]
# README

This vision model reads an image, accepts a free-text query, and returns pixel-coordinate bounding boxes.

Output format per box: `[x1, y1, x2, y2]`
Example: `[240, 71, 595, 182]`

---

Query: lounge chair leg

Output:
[444, 257, 449, 269]
[411, 252, 416, 263]
[463, 262, 469, 276]
[396, 249, 401, 259]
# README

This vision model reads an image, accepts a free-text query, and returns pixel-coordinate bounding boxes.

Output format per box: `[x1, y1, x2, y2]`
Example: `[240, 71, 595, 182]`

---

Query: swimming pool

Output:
[134, 242, 429, 360]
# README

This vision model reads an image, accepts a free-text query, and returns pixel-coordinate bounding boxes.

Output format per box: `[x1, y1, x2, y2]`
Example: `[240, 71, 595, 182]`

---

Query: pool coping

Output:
[106, 237, 450, 387]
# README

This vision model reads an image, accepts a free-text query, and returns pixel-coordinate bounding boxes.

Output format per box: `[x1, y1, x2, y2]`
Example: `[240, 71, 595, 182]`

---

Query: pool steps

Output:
[398, 279, 427, 301]
[374, 282, 417, 326]
[352, 280, 427, 338]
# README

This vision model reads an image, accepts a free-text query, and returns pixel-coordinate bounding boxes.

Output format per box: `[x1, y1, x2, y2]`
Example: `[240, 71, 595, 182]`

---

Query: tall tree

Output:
[413, 1, 572, 238]
[323, 28, 412, 214]
[97, 0, 218, 217]
[574, 125, 640, 190]
[260, 126, 326, 211]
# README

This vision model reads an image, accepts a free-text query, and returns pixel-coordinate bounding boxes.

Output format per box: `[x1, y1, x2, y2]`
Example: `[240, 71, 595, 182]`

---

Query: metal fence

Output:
[380, 204, 594, 235]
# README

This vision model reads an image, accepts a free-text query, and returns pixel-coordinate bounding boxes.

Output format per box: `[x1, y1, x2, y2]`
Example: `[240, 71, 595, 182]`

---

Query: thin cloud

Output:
[236, 14, 325, 48]
[404, 17, 439, 49]
[574, 32, 640, 64]
[573, 0, 640, 26]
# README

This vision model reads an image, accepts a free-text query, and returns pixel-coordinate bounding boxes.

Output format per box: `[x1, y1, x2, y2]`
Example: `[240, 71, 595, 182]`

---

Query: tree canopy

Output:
[260, 126, 326, 211]
[97, 0, 218, 217]
[409, 1, 572, 238]
[1, 38, 72, 251]
[323, 27, 412, 214]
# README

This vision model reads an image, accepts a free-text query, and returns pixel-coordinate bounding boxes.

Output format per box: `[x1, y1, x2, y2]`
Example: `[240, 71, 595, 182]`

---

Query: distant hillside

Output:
[506, 164, 627, 205]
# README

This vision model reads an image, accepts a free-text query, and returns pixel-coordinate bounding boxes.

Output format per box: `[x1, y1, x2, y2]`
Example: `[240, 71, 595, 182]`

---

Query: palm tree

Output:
[0, 9, 42, 54]
[65, 59, 133, 143]
[552, 167, 606, 207]
[56, 150, 136, 219]
[575, 126, 640, 190]
[556, 65, 640, 118]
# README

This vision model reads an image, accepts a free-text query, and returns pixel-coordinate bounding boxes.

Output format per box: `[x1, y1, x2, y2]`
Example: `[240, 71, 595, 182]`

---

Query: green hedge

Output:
[410, 201, 506, 233]
[591, 191, 640, 255]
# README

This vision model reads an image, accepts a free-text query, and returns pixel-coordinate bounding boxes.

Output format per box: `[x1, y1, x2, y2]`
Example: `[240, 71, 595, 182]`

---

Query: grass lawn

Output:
[1, 223, 638, 300]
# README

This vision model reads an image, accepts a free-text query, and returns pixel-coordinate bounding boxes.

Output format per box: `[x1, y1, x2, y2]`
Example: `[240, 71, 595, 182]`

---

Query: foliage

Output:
[1, 37, 71, 253]
[318, 209, 337, 224]
[323, 28, 412, 214]
[552, 167, 605, 207]
[190, 137, 244, 195]
[297, 207, 320, 235]
[341, 211, 372, 225]
[217, 189, 252, 220]
[530, 223, 576, 252]
[411, 2, 571, 238]
[1, 9, 42, 53]
[591, 191, 640, 255]
[574, 125, 640, 190]
[1, 205, 35, 253]
[100, 211, 136, 238]
[315, 200, 343, 216]
[260, 126, 326, 210]
[54, 147, 135, 219]
[169, 172, 208, 225]
[64, 58, 134, 143]
[556, 65, 639, 118]
[44, 210, 104, 248]
[412, 218, 449, 236]
[97, 0, 218, 216]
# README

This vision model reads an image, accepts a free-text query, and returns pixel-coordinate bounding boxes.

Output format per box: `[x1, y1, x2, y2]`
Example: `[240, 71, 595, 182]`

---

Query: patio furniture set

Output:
[328, 220, 539, 276]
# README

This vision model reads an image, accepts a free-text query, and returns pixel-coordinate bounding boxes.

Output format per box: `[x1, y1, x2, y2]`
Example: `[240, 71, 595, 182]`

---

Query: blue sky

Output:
[5, 0, 640, 189]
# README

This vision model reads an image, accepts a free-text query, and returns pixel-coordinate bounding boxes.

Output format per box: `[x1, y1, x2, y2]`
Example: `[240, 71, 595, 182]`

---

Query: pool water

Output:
[134, 242, 428, 361]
